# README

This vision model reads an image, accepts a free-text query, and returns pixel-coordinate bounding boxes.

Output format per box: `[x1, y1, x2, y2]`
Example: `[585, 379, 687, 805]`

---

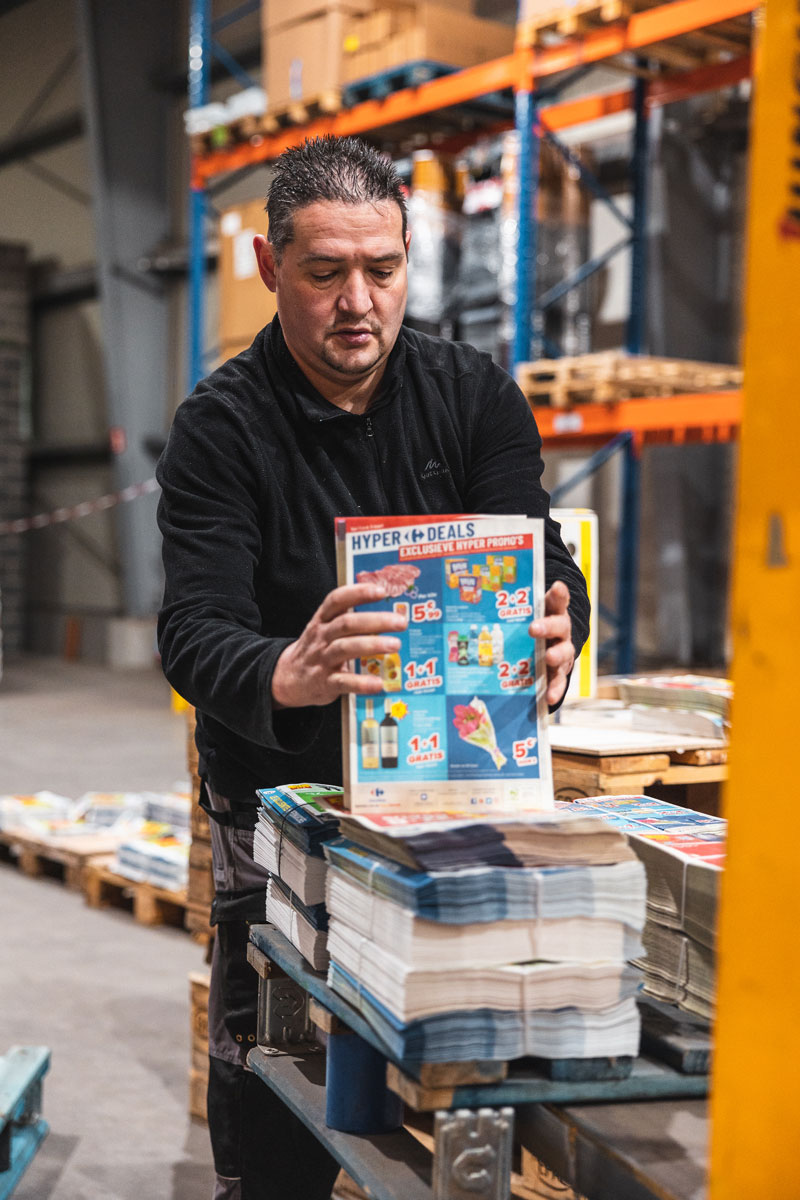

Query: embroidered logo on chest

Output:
[421, 458, 450, 480]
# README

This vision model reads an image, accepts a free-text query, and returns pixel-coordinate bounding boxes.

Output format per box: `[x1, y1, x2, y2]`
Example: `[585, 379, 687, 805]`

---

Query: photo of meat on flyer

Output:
[334, 514, 553, 815]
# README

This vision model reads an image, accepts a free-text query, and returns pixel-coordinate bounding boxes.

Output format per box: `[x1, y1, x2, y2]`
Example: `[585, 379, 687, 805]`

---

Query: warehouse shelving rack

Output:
[187, 0, 755, 670]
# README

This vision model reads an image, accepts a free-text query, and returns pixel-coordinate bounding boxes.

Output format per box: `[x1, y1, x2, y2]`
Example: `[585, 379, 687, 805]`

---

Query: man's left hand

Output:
[529, 580, 575, 707]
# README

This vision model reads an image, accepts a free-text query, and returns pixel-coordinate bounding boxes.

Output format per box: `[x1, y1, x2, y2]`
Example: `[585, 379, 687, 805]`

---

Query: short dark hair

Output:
[266, 135, 407, 260]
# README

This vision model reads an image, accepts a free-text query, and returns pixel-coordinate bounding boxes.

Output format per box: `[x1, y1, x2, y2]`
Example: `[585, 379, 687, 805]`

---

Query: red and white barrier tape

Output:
[0, 477, 160, 535]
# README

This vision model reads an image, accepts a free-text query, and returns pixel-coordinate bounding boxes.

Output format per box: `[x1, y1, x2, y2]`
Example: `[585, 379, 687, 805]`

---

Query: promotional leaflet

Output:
[336, 514, 553, 813]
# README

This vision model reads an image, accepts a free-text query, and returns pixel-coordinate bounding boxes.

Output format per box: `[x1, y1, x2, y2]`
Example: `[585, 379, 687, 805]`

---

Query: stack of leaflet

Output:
[253, 783, 344, 969]
[0, 791, 74, 832]
[143, 786, 192, 830]
[114, 821, 191, 891]
[617, 674, 732, 741]
[336, 809, 635, 872]
[323, 809, 646, 1066]
[560, 796, 725, 1020]
[266, 876, 329, 971]
[0, 790, 146, 852]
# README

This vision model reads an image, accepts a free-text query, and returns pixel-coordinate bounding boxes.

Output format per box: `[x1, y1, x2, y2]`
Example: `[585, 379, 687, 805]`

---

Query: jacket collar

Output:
[268, 315, 406, 423]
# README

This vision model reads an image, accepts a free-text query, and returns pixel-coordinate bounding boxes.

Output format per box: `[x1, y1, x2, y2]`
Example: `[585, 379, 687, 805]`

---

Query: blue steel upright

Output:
[512, 87, 541, 368]
[626, 73, 650, 355]
[188, 0, 212, 391]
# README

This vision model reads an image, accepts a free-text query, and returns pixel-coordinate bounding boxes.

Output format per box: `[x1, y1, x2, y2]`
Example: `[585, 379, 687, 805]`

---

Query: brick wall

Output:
[0, 242, 30, 660]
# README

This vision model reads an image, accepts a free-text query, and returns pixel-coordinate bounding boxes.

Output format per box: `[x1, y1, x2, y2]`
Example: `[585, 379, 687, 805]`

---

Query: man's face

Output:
[255, 199, 409, 397]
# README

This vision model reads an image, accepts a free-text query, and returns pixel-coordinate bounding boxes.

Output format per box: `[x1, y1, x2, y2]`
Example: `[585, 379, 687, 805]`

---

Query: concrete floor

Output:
[0, 656, 216, 1199]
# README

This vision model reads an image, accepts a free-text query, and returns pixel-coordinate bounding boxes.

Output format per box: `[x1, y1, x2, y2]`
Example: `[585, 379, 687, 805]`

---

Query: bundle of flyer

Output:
[0, 789, 192, 889]
[266, 876, 329, 971]
[113, 820, 190, 892]
[323, 807, 647, 1064]
[560, 795, 725, 1020]
[336, 513, 552, 814]
[252, 783, 345, 969]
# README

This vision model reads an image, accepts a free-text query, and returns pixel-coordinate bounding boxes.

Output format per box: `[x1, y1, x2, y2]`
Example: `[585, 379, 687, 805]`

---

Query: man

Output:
[157, 135, 589, 1200]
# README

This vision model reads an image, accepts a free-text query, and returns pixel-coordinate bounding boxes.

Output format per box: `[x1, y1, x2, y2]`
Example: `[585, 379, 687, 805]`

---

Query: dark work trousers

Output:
[205, 785, 340, 1200]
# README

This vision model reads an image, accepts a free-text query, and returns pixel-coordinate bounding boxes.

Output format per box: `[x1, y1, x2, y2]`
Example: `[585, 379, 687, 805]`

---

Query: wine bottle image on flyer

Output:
[360, 698, 379, 769]
[380, 699, 399, 768]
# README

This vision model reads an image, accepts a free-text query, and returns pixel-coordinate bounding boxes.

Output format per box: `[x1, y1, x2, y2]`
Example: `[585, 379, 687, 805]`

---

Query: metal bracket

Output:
[256, 969, 314, 1050]
[433, 1107, 515, 1200]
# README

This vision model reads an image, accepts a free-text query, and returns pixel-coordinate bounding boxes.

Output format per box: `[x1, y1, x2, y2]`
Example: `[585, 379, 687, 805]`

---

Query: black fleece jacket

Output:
[156, 318, 589, 804]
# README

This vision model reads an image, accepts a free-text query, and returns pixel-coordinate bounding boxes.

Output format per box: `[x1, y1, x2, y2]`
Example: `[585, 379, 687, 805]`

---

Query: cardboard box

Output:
[343, 3, 514, 83]
[264, 0, 472, 33]
[218, 198, 277, 347]
[343, 4, 416, 53]
[264, 0, 374, 31]
[266, 9, 351, 105]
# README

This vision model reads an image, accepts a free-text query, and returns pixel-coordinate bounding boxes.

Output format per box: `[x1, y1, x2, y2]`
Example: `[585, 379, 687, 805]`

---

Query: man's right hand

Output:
[271, 583, 408, 708]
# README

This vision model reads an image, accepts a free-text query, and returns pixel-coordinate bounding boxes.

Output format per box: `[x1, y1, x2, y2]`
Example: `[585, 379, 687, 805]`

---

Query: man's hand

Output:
[271, 583, 408, 708]
[529, 580, 575, 707]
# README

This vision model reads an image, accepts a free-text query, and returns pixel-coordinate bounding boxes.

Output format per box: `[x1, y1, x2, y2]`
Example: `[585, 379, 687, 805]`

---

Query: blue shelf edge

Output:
[248, 925, 709, 1108]
[0, 1120, 49, 1200]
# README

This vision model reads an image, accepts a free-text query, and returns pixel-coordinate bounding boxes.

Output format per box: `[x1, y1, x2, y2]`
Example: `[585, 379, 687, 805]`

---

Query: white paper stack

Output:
[113, 821, 190, 891]
[0, 790, 75, 833]
[324, 818, 645, 1065]
[252, 784, 344, 968]
[266, 877, 329, 972]
[326, 866, 643, 970]
[253, 822, 329, 906]
[252, 783, 343, 908]
[561, 795, 725, 1021]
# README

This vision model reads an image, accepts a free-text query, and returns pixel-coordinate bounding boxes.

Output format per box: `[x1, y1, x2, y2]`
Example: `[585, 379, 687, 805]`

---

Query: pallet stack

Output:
[516, 352, 742, 409]
[189, 971, 211, 1123]
[515, 0, 752, 70]
[185, 706, 215, 947]
[186, 706, 213, 1122]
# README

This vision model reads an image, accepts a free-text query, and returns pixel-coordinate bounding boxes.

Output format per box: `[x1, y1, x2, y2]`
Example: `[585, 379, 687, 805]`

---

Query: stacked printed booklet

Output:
[336, 514, 552, 814]
[0, 787, 193, 890]
[321, 809, 646, 1065]
[252, 783, 345, 970]
[560, 795, 726, 1020]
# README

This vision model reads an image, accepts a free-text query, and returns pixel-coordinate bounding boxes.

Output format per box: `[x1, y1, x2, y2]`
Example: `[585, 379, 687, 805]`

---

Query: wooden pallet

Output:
[188, 1065, 208, 1122]
[517, 0, 632, 46]
[516, 352, 742, 409]
[551, 743, 727, 811]
[0, 827, 116, 890]
[517, 0, 751, 70]
[84, 862, 189, 928]
[261, 90, 342, 135]
[189, 969, 210, 1123]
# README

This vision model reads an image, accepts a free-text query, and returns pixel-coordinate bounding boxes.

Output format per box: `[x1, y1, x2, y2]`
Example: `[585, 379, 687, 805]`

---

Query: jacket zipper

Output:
[364, 415, 390, 513]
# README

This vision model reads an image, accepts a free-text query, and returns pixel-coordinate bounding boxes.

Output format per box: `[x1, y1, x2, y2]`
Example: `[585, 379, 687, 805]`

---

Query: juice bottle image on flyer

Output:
[502, 555, 517, 584]
[360, 699, 379, 769]
[491, 624, 505, 664]
[381, 651, 402, 692]
[478, 625, 493, 666]
[380, 700, 399, 768]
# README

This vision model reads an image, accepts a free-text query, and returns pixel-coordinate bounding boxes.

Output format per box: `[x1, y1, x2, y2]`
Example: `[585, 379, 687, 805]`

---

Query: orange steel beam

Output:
[646, 52, 751, 106]
[191, 0, 758, 183]
[192, 53, 528, 184]
[540, 88, 633, 131]
[533, 390, 742, 444]
[528, 0, 757, 80]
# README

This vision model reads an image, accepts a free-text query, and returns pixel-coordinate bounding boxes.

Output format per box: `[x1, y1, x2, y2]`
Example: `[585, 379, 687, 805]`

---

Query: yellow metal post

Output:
[710, 0, 800, 1193]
